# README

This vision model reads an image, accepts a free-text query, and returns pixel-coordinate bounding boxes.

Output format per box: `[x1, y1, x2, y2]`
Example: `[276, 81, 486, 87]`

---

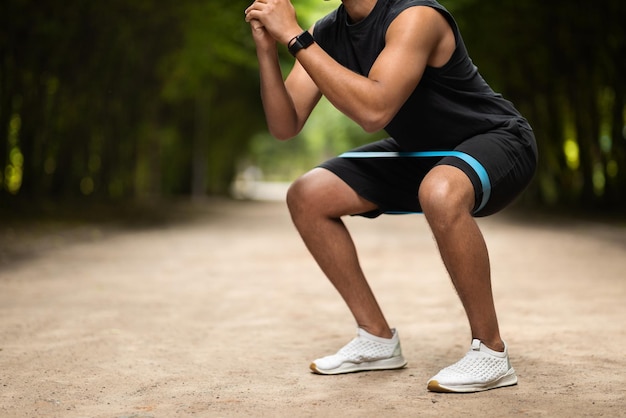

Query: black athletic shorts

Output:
[318, 119, 538, 218]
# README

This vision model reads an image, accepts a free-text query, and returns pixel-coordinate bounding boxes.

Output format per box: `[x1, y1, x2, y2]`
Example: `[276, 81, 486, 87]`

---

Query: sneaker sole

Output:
[427, 368, 518, 393]
[310, 356, 408, 375]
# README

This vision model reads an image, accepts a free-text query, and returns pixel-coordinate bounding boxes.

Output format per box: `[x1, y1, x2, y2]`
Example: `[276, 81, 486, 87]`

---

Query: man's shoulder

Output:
[388, 0, 448, 17]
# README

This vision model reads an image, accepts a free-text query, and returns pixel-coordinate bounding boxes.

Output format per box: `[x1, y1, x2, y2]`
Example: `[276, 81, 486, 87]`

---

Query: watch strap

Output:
[288, 31, 315, 57]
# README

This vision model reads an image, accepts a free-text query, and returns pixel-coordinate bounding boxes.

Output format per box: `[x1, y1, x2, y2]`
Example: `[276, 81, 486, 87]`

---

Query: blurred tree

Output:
[445, 0, 626, 211]
[0, 0, 264, 205]
[2, 0, 180, 200]
[1, 0, 624, 215]
[161, 0, 264, 197]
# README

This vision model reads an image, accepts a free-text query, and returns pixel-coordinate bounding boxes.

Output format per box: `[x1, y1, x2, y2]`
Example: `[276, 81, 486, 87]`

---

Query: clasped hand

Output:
[245, 0, 302, 46]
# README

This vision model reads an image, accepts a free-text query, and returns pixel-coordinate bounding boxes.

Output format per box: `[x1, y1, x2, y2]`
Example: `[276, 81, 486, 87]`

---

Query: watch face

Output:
[299, 31, 315, 48]
[289, 31, 315, 56]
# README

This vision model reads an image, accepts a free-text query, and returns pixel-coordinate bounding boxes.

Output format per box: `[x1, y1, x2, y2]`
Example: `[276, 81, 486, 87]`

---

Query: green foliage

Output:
[1, 0, 624, 214]
[295, 0, 339, 28]
[0, 0, 264, 202]
[444, 0, 626, 210]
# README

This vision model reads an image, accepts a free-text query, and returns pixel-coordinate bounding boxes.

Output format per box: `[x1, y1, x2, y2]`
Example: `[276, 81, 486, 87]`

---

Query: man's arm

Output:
[248, 17, 321, 140]
[292, 6, 454, 132]
[246, 2, 454, 134]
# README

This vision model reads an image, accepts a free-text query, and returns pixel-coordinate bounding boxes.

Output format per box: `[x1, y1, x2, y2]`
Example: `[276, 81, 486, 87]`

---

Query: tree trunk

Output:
[191, 91, 211, 199]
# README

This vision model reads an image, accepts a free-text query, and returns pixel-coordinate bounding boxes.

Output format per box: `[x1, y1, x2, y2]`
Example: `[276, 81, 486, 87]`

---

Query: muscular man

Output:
[245, 0, 537, 393]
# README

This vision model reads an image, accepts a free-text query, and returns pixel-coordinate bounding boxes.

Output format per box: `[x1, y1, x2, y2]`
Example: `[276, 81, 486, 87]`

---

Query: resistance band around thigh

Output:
[339, 151, 491, 214]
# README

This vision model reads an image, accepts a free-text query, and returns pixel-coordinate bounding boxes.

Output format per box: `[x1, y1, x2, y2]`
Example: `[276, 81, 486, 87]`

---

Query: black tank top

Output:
[313, 0, 529, 150]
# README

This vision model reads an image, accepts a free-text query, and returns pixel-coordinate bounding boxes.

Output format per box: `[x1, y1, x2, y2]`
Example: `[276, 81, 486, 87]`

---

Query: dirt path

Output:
[1, 199, 625, 417]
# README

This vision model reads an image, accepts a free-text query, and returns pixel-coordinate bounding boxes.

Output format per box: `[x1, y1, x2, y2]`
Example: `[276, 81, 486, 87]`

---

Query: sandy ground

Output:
[1, 198, 625, 418]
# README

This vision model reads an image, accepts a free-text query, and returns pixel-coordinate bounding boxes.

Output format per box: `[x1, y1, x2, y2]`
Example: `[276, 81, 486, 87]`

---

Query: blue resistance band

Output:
[339, 151, 491, 214]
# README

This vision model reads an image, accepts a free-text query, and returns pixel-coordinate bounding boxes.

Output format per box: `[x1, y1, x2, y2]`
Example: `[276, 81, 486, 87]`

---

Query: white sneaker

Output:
[310, 328, 407, 375]
[427, 339, 518, 393]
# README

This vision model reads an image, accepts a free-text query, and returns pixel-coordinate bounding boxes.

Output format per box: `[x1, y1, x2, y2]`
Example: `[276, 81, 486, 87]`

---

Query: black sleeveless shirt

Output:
[313, 0, 529, 151]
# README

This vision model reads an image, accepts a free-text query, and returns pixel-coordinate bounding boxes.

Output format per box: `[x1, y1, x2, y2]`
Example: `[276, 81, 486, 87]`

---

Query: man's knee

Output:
[286, 176, 309, 216]
[288, 168, 376, 220]
[419, 167, 475, 224]
[286, 170, 326, 218]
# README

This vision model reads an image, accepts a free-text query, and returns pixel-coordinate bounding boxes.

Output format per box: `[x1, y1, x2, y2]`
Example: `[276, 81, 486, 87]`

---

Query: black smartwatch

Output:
[288, 31, 315, 57]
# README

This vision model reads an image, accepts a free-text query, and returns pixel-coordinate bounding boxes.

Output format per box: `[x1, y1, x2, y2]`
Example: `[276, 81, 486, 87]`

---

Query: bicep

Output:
[367, 7, 451, 114]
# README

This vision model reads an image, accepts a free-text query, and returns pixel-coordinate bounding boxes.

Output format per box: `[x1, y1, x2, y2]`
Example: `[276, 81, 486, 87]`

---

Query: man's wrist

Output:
[287, 30, 315, 57]
[256, 42, 278, 57]
[282, 27, 304, 46]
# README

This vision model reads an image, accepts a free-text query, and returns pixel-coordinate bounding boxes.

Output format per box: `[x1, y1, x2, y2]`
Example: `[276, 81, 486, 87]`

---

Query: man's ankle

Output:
[360, 326, 393, 339]
[477, 338, 505, 352]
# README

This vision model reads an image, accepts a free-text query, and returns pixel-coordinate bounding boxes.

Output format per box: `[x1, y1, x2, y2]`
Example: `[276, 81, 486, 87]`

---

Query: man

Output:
[245, 0, 537, 393]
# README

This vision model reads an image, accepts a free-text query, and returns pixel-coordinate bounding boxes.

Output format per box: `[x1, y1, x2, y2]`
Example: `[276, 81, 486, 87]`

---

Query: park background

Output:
[1, 0, 625, 220]
[1, 2, 626, 417]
